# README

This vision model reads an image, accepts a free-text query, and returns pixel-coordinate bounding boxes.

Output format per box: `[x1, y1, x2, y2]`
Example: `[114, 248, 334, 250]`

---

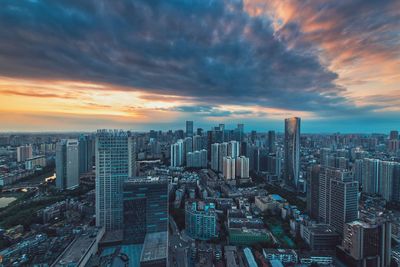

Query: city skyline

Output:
[0, 0, 399, 132]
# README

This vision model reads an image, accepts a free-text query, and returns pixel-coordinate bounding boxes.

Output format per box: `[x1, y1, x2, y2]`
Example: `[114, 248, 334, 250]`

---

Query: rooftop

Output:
[54, 228, 104, 266]
[140, 231, 168, 263]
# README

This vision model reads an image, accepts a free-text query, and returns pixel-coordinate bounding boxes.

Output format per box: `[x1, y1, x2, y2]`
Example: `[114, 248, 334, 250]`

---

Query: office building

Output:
[329, 171, 358, 235]
[236, 156, 249, 179]
[318, 166, 358, 231]
[339, 220, 391, 267]
[307, 165, 320, 220]
[17, 144, 33, 162]
[56, 139, 79, 190]
[223, 156, 236, 180]
[236, 123, 244, 142]
[302, 224, 340, 251]
[78, 134, 95, 175]
[185, 201, 218, 240]
[123, 177, 168, 244]
[267, 130, 276, 153]
[186, 120, 194, 137]
[284, 117, 301, 188]
[95, 130, 134, 231]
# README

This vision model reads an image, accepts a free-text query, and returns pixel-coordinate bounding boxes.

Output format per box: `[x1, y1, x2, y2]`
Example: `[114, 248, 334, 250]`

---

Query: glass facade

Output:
[123, 178, 168, 244]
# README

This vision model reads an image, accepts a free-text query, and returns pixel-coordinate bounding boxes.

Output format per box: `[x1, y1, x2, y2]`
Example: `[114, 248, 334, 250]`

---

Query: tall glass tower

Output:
[186, 120, 194, 137]
[284, 117, 301, 188]
[95, 130, 134, 231]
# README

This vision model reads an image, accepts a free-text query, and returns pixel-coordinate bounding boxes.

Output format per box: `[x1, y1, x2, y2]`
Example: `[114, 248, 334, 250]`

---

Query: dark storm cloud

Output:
[0, 0, 386, 115]
[274, 0, 400, 66]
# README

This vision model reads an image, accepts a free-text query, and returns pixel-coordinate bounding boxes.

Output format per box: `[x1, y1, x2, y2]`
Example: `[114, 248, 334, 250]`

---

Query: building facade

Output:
[284, 117, 301, 188]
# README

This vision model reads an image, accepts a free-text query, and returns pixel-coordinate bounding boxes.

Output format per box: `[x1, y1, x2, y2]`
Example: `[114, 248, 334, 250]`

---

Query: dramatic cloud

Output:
[0, 0, 399, 132]
[0, 0, 350, 111]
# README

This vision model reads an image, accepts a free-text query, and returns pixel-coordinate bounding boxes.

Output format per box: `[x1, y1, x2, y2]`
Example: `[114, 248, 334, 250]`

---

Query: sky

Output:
[0, 0, 399, 133]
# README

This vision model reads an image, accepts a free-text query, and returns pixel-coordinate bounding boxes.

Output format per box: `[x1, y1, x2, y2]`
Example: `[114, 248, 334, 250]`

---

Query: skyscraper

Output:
[56, 139, 79, 189]
[379, 161, 398, 201]
[228, 140, 240, 158]
[362, 158, 380, 194]
[329, 171, 358, 235]
[218, 142, 228, 173]
[211, 143, 220, 171]
[284, 117, 301, 188]
[236, 123, 244, 142]
[184, 137, 193, 164]
[267, 130, 276, 153]
[186, 120, 194, 137]
[78, 134, 95, 175]
[95, 130, 134, 231]
[307, 165, 320, 220]
[318, 166, 358, 230]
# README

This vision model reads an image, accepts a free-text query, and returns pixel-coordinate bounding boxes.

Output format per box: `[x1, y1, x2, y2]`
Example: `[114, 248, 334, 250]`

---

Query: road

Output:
[169, 215, 191, 267]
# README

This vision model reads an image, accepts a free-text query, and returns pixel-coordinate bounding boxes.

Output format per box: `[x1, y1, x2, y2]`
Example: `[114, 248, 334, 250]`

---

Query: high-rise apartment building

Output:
[361, 158, 400, 201]
[170, 139, 184, 167]
[218, 142, 228, 173]
[228, 140, 240, 158]
[184, 137, 193, 164]
[185, 201, 218, 240]
[236, 156, 249, 178]
[362, 158, 380, 194]
[187, 149, 207, 168]
[95, 130, 134, 231]
[211, 143, 219, 171]
[17, 144, 33, 162]
[223, 156, 236, 180]
[284, 117, 301, 188]
[56, 139, 79, 189]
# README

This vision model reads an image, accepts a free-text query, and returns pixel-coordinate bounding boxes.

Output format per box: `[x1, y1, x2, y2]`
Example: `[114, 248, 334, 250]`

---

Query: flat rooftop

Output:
[308, 224, 338, 235]
[55, 229, 103, 266]
[124, 176, 168, 184]
[140, 231, 168, 263]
